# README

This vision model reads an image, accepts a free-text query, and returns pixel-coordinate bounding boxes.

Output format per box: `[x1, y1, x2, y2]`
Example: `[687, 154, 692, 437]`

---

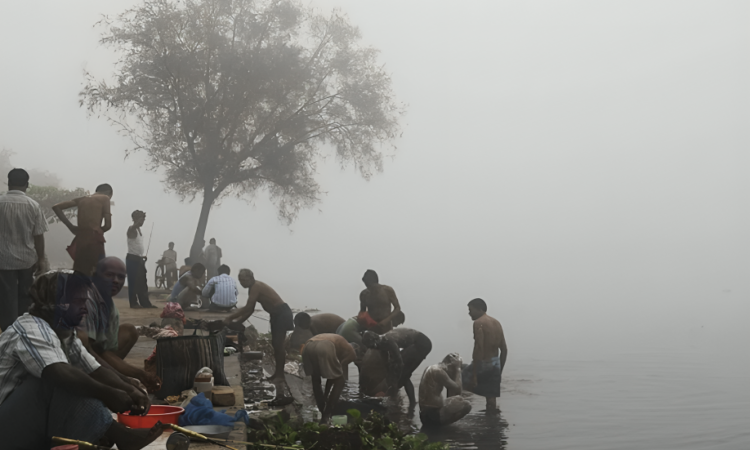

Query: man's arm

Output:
[383, 340, 403, 395]
[89, 365, 150, 415]
[437, 368, 461, 393]
[33, 234, 46, 275]
[498, 326, 508, 373]
[101, 198, 112, 232]
[51, 199, 79, 235]
[470, 321, 484, 387]
[359, 290, 368, 313]
[379, 287, 402, 328]
[202, 278, 216, 298]
[224, 286, 259, 324]
[41, 363, 133, 413]
[126, 225, 138, 239]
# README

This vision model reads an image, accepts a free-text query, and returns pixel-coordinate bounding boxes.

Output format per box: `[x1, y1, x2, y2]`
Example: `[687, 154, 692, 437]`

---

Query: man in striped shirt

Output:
[0, 271, 162, 449]
[0, 168, 48, 330]
[202, 264, 238, 311]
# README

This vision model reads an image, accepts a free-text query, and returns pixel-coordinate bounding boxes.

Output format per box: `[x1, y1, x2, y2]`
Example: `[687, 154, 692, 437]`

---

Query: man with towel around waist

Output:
[224, 269, 293, 380]
[302, 334, 356, 423]
[463, 298, 507, 414]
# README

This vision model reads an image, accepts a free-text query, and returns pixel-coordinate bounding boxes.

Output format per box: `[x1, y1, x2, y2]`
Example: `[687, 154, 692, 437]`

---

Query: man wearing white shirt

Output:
[202, 264, 237, 312]
[0, 169, 48, 330]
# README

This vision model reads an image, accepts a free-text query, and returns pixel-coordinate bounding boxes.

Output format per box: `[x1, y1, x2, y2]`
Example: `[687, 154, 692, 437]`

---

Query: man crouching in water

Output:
[419, 353, 472, 427]
[224, 269, 293, 380]
[0, 271, 162, 450]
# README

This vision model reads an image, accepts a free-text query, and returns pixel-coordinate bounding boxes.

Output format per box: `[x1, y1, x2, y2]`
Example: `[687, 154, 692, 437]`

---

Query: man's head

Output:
[29, 271, 90, 329]
[238, 269, 255, 288]
[7, 168, 29, 191]
[131, 210, 146, 227]
[392, 311, 406, 328]
[362, 269, 379, 288]
[218, 264, 230, 276]
[95, 257, 127, 296]
[440, 352, 463, 377]
[168, 242, 174, 250]
[210, 238, 216, 245]
[95, 183, 113, 198]
[294, 312, 312, 330]
[467, 298, 487, 320]
[190, 263, 206, 279]
[362, 330, 383, 349]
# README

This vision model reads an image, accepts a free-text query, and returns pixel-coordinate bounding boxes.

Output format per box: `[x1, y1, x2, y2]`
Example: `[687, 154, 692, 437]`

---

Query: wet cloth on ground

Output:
[462, 356, 501, 398]
[302, 340, 343, 379]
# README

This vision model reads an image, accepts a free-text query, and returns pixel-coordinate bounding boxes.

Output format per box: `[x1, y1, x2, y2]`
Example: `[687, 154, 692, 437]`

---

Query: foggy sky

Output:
[1, 1, 749, 365]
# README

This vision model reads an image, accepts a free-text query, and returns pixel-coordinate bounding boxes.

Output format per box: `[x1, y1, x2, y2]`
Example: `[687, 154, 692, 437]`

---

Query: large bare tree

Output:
[82, 0, 403, 260]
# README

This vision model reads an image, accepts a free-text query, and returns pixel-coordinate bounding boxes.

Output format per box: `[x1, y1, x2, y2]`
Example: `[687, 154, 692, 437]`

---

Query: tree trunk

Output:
[189, 191, 214, 264]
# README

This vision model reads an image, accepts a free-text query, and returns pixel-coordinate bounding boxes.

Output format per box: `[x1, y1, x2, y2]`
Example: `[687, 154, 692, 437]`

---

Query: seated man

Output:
[360, 330, 404, 397]
[202, 264, 238, 312]
[77, 257, 161, 392]
[0, 271, 161, 450]
[419, 353, 472, 428]
[336, 316, 364, 345]
[290, 313, 345, 351]
[302, 333, 356, 423]
[168, 263, 206, 309]
[384, 324, 432, 404]
[224, 269, 293, 380]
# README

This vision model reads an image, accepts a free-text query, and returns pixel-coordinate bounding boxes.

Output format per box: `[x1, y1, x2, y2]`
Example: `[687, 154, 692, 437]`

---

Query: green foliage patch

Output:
[249, 409, 448, 450]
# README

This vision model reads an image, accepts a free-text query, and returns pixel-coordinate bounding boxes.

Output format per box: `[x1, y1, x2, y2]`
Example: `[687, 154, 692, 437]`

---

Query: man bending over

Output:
[361, 330, 404, 397]
[53, 183, 113, 276]
[419, 353, 472, 427]
[302, 334, 356, 423]
[0, 271, 162, 449]
[77, 257, 161, 392]
[168, 263, 206, 309]
[384, 325, 432, 404]
[223, 269, 293, 380]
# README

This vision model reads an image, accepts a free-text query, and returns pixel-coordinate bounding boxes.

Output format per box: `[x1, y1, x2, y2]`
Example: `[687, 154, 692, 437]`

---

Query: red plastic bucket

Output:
[117, 405, 184, 428]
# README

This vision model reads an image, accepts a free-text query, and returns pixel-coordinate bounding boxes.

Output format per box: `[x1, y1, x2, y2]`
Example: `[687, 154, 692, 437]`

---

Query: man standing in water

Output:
[53, 184, 113, 276]
[223, 269, 293, 380]
[125, 211, 154, 308]
[202, 238, 222, 279]
[464, 298, 507, 413]
[302, 333, 356, 423]
[359, 270, 402, 333]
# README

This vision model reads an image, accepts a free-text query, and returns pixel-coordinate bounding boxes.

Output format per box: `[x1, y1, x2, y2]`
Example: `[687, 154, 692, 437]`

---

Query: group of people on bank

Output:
[0, 168, 508, 449]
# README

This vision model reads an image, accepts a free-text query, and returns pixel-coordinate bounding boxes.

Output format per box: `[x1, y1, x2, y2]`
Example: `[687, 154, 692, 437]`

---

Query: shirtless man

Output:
[53, 184, 113, 276]
[361, 330, 403, 397]
[168, 263, 205, 309]
[359, 270, 402, 333]
[289, 313, 345, 353]
[302, 333, 356, 423]
[223, 269, 293, 380]
[384, 326, 432, 404]
[419, 353, 472, 427]
[463, 298, 507, 413]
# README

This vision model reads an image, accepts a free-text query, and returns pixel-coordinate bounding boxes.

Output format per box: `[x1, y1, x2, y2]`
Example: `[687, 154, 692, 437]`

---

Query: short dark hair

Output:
[210, 238, 216, 244]
[191, 263, 206, 273]
[95, 183, 113, 194]
[294, 312, 311, 329]
[362, 269, 379, 284]
[131, 210, 145, 220]
[467, 298, 487, 312]
[218, 264, 230, 275]
[8, 168, 29, 187]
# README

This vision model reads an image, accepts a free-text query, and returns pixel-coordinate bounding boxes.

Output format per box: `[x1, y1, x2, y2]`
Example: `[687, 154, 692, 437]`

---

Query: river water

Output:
[247, 295, 750, 449]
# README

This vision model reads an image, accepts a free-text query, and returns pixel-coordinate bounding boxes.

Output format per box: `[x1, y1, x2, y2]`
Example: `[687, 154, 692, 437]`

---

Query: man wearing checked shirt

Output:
[202, 264, 238, 312]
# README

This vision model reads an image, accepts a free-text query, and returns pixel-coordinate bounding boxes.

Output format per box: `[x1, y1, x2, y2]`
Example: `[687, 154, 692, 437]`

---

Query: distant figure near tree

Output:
[223, 269, 293, 381]
[161, 242, 178, 288]
[202, 238, 222, 280]
[463, 298, 507, 414]
[125, 211, 154, 308]
[52, 184, 113, 276]
[0, 169, 48, 330]
[359, 270, 402, 333]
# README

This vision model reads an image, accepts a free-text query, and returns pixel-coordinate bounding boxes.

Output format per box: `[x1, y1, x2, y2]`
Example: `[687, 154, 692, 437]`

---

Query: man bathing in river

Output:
[384, 325, 432, 404]
[0, 271, 161, 450]
[289, 312, 345, 352]
[77, 257, 161, 392]
[359, 269, 402, 333]
[224, 269, 293, 380]
[419, 353, 472, 427]
[464, 298, 507, 413]
[361, 330, 404, 397]
[53, 184, 113, 276]
[302, 333, 356, 423]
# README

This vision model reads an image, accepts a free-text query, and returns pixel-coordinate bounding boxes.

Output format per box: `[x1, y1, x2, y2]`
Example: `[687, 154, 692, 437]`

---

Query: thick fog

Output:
[2, 0, 749, 369]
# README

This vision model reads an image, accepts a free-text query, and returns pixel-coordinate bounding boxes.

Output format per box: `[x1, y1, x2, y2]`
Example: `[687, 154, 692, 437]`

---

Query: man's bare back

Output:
[472, 314, 506, 361]
[224, 278, 285, 325]
[307, 333, 356, 364]
[75, 194, 111, 231]
[360, 284, 401, 331]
